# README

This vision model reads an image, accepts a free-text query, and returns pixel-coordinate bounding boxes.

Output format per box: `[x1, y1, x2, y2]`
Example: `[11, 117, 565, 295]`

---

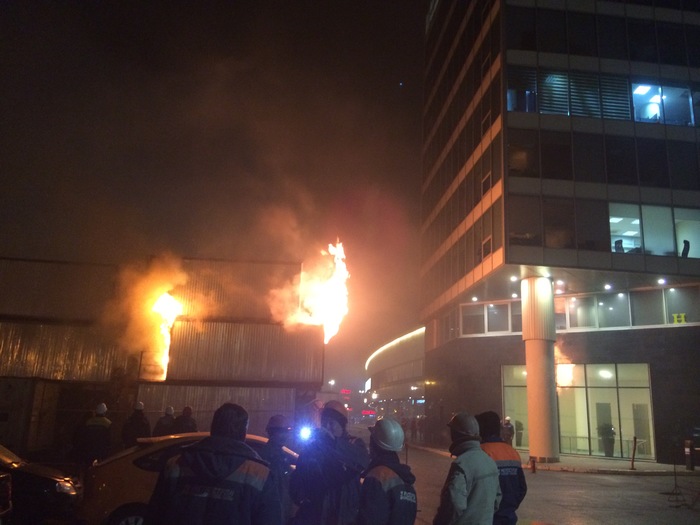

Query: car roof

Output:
[93, 432, 297, 467]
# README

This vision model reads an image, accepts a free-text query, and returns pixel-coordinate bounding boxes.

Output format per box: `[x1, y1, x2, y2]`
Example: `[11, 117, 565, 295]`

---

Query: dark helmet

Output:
[266, 414, 292, 432]
[447, 412, 480, 439]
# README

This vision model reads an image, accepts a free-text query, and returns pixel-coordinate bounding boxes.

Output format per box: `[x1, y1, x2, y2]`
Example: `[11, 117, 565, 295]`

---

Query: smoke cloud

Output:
[101, 253, 188, 379]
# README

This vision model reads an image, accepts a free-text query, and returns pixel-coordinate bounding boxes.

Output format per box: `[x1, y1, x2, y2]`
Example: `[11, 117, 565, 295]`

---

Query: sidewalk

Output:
[409, 443, 700, 476]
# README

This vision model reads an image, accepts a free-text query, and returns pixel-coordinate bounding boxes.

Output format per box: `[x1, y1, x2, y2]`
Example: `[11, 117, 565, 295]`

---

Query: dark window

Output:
[576, 200, 611, 251]
[541, 130, 573, 180]
[538, 70, 569, 115]
[693, 84, 700, 128]
[462, 304, 485, 335]
[637, 138, 669, 188]
[506, 6, 536, 51]
[508, 195, 542, 247]
[597, 15, 628, 60]
[657, 23, 687, 66]
[662, 84, 693, 126]
[600, 75, 631, 120]
[465, 228, 475, 274]
[492, 133, 503, 184]
[511, 302, 522, 332]
[507, 67, 537, 112]
[507, 128, 540, 178]
[606, 136, 637, 185]
[543, 197, 575, 248]
[630, 290, 665, 326]
[490, 75, 502, 119]
[687, 25, 700, 67]
[537, 9, 567, 53]
[487, 303, 509, 332]
[493, 197, 503, 250]
[667, 141, 700, 190]
[567, 12, 597, 56]
[573, 133, 606, 182]
[481, 143, 493, 196]
[473, 215, 483, 264]
[570, 72, 601, 118]
[627, 19, 658, 63]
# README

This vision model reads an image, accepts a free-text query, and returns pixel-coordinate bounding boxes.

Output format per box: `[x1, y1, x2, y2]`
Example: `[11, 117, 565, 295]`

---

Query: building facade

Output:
[421, 0, 700, 463]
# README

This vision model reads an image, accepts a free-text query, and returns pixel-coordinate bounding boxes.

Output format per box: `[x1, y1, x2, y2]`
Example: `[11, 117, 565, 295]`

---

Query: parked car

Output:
[0, 443, 83, 523]
[0, 472, 11, 523]
[77, 432, 298, 525]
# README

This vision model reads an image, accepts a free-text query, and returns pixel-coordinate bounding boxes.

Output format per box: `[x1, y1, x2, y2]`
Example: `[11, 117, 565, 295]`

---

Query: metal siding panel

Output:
[0, 322, 125, 381]
[167, 321, 323, 383]
[136, 383, 296, 437]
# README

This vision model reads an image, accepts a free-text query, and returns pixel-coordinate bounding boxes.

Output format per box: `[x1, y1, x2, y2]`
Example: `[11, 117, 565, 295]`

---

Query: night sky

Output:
[1, 2, 427, 390]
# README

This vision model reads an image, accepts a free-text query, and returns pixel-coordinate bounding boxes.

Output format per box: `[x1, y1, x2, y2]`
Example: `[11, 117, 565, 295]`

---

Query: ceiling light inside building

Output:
[633, 85, 651, 95]
[609, 217, 623, 223]
[623, 230, 638, 236]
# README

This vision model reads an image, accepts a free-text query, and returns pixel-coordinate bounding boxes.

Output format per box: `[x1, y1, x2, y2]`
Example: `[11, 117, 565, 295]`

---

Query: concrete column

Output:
[521, 276, 559, 463]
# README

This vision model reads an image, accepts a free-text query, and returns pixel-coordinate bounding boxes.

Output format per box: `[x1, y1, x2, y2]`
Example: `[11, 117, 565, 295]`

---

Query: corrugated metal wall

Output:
[0, 322, 125, 381]
[136, 383, 296, 437]
[0, 258, 117, 321]
[167, 321, 324, 383]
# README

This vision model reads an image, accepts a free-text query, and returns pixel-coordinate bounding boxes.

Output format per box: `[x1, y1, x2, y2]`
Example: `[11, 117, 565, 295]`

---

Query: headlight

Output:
[56, 480, 77, 496]
[298, 426, 312, 441]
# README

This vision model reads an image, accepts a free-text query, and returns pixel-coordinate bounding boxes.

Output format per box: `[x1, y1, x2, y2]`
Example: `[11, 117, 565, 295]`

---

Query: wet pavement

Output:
[411, 443, 700, 476]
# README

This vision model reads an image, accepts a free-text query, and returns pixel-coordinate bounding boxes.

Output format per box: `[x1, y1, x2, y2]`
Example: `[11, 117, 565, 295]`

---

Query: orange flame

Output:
[271, 241, 349, 344]
[151, 292, 183, 380]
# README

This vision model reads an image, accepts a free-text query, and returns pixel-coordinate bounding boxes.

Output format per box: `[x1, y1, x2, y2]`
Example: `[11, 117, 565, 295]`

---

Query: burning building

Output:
[0, 255, 328, 457]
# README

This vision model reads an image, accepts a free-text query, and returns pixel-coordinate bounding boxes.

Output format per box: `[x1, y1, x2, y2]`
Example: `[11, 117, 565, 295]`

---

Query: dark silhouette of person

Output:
[122, 401, 151, 448]
[146, 403, 282, 525]
[74, 402, 112, 468]
[173, 405, 198, 434]
[153, 406, 176, 437]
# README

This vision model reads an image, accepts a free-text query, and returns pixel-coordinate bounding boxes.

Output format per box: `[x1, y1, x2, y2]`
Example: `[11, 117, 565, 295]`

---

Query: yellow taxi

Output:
[77, 432, 297, 525]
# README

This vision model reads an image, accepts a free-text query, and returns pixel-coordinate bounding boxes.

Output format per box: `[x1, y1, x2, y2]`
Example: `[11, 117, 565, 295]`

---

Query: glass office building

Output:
[421, 0, 700, 463]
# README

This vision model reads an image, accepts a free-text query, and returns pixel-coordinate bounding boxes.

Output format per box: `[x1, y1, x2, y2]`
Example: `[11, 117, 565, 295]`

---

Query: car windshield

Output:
[0, 444, 23, 465]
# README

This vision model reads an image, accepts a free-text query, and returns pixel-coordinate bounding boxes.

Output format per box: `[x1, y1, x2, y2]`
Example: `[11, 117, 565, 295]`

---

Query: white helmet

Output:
[165, 406, 175, 416]
[96, 402, 107, 415]
[370, 418, 405, 452]
[134, 401, 145, 411]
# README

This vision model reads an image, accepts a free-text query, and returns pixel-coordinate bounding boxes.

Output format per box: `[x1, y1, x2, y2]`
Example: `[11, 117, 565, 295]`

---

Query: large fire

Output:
[151, 292, 183, 378]
[270, 241, 350, 344]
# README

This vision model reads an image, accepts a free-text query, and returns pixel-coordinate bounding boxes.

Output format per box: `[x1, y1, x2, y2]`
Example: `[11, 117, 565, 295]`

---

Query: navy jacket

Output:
[290, 429, 369, 525]
[481, 438, 527, 525]
[146, 435, 282, 525]
[357, 453, 417, 525]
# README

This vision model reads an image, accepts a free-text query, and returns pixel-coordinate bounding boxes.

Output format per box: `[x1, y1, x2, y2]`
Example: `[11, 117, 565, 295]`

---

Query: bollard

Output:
[530, 457, 537, 473]
[685, 440, 695, 471]
[630, 436, 637, 470]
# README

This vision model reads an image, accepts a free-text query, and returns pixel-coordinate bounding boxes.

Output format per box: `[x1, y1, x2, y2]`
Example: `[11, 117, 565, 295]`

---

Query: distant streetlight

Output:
[328, 379, 335, 386]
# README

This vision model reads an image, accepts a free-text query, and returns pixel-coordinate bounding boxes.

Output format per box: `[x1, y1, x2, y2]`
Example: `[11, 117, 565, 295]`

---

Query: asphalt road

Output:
[399, 443, 700, 525]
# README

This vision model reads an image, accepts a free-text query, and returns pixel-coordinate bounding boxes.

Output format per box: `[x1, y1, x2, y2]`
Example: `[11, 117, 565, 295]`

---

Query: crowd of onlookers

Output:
[71, 399, 526, 524]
